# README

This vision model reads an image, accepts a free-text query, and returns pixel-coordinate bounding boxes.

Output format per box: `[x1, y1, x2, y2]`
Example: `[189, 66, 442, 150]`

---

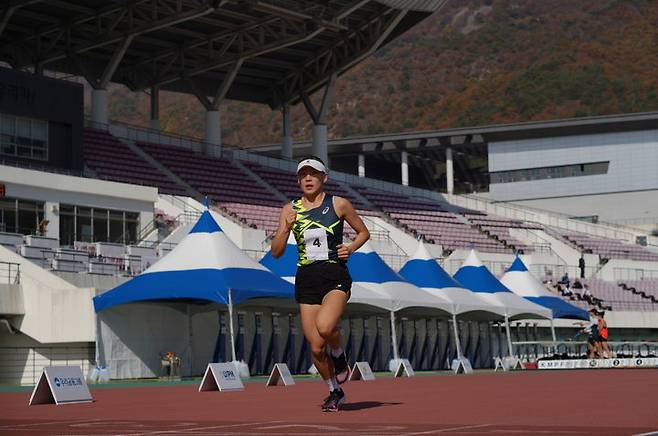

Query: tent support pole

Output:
[187, 305, 193, 376]
[390, 311, 399, 361]
[550, 319, 557, 342]
[504, 315, 514, 358]
[228, 289, 237, 362]
[452, 313, 464, 359]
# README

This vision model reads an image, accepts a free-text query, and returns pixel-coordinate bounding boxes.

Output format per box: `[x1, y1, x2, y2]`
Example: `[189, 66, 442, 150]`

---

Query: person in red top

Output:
[597, 310, 611, 358]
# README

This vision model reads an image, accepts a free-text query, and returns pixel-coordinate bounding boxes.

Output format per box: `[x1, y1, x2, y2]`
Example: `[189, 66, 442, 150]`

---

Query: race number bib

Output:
[304, 227, 329, 261]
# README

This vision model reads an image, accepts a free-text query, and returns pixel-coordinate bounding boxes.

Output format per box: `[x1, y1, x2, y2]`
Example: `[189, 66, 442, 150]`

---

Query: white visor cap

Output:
[296, 158, 327, 174]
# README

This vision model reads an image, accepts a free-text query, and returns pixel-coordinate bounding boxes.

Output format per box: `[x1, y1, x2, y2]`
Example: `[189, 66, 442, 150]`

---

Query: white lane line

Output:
[632, 431, 658, 436]
[0, 418, 104, 429]
[125, 420, 286, 435]
[398, 423, 492, 435]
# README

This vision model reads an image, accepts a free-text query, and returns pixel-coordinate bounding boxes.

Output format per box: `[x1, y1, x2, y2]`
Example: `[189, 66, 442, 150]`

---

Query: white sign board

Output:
[394, 359, 414, 377]
[199, 363, 244, 392]
[493, 357, 506, 372]
[349, 362, 376, 381]
[29, 366, 93, 405]
[266, 363, 295, 386]
[451, 357, 473, 374]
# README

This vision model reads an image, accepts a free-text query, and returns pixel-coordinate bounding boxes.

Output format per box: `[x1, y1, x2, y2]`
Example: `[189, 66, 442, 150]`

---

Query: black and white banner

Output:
[538, 357, 658, 370]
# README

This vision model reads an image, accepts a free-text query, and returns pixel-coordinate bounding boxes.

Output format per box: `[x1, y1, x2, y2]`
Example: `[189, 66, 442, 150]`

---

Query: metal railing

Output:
[450, 193, 658, 246]
[0, 261, 20, 284]
[613, 267, 658, 281]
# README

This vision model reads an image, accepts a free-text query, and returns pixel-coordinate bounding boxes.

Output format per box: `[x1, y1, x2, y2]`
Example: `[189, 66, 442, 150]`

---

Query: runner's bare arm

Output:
[334, 196, 370, 260]
[271, 202, 296, 258]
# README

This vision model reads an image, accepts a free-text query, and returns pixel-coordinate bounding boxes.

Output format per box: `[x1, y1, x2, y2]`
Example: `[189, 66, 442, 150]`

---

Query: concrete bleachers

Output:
[619, 279, 658, 302]
[562, 231, 658, 262]
[138, 142, 290, 236]
[583, 278, 656, 312]
[465, 215, 542, 254]
[242, 161, 369, 210]
[83, 128, 187, 196]
[139, 142, 278, 205]
[353, 184, 509, 253]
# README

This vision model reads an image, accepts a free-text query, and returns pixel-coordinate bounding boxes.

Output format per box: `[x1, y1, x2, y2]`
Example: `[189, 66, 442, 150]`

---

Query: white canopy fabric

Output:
[399, 241, 506, 318]
[500, 257, 589, 320]
[453, 250, 552, 321]
[346, 242, 454, 315]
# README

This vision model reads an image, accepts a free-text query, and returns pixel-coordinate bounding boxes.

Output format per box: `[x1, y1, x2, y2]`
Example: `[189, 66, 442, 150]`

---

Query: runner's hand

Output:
[285, 211, 296, 230]
[337, 243, 352, 260]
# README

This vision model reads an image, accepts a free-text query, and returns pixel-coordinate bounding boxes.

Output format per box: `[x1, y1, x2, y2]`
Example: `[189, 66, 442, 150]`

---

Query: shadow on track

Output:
[341, 401, 402, 411]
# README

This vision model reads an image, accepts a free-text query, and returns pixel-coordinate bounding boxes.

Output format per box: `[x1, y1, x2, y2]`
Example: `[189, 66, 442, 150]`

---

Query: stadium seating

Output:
[349, 185, 510, 253]
[562, 231, 658, 262]
[581, 278, 656, 311]
[137, 141, 288, 236]
[83, 128, 187, 196]
[464, 214, 541, 254]
[619, 279, 658, 303]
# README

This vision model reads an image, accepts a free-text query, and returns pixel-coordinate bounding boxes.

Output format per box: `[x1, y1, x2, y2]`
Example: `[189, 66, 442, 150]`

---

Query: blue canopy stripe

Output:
[525, 296, 589, 320]
[93, 210, 294, 312]
[190, 210, 222, 234]
[347, 251, 404, 283]
[93, 268, 293, 312]
[453, 265, 513, 294]
[260, 243, 298, 278]
[506, 257, 528, 272]
[399, 258, 464, 289]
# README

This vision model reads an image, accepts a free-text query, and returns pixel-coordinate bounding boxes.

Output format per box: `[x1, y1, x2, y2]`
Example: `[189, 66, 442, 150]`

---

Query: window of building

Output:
[0, 113, 48, 161]
[0, 197, 44, 235]
[58, 205, 140, 246]
[490, 161, 610, 184]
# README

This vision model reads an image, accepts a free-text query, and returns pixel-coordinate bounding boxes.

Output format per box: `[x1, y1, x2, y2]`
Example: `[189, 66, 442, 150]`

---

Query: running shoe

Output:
[331, 351, 350, 384]
[321, 389, 346, 412]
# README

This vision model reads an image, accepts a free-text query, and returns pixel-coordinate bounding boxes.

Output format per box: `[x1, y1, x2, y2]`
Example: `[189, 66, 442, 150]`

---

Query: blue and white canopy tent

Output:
[93, 204, 294, 378]
[399, 240, 507, 363]
[453, 250, 552, 359]
[500, 256, 589, 339]
[347, 242, 453, 368]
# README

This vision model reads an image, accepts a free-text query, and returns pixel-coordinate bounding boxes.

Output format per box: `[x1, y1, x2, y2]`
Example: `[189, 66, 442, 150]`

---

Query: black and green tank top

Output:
[291, 194, 344, 267]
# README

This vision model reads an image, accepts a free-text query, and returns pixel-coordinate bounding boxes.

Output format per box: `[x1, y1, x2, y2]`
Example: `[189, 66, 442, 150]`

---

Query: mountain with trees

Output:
[99, 0, 658, 147]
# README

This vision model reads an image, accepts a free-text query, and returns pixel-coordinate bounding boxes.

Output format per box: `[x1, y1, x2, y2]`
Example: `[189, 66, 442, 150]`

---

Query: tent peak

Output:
[507, 256, 528, 273]
[462, 249, 483, 267]
[190, 210, 223, 234]
[411, 240, 433, 260]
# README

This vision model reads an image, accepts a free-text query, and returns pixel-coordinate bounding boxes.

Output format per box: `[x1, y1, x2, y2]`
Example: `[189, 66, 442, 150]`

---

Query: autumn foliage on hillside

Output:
[101, 0, 658, 147]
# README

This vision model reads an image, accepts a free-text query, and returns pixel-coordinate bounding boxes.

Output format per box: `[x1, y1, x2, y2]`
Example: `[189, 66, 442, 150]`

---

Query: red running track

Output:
[0, 370, 656, 435]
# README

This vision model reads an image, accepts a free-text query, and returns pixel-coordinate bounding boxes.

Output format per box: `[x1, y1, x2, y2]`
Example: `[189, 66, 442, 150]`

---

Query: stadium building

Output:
[1, 1, 657, 385]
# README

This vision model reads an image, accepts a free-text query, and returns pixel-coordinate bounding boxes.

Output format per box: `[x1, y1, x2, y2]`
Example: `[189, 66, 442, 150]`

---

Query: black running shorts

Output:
[295, 261, 352, 305]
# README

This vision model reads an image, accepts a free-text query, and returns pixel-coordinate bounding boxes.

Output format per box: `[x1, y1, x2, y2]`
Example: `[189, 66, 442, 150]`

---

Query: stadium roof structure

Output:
[0, 0, 446, 108]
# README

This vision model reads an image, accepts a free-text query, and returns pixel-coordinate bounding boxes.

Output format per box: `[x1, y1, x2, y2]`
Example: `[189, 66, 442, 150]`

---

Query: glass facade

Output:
[0, 113, 48, 161]
[490, 161, 609, 184]
[59, 204, 140, 245]
[0, 197, 44, 235]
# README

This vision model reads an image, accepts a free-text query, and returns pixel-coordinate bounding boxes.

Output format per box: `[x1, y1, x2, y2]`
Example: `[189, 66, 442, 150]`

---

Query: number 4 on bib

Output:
[304, 228, 328, 260]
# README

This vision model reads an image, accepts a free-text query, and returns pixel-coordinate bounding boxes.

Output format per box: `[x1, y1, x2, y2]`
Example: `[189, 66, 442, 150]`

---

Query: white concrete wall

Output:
[0, 329, 93, 385]
[1, 165, 157, 240]
[597, 258, 658, 281]
[0, 244, 95, 343]
[0, 284, 24, 315]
